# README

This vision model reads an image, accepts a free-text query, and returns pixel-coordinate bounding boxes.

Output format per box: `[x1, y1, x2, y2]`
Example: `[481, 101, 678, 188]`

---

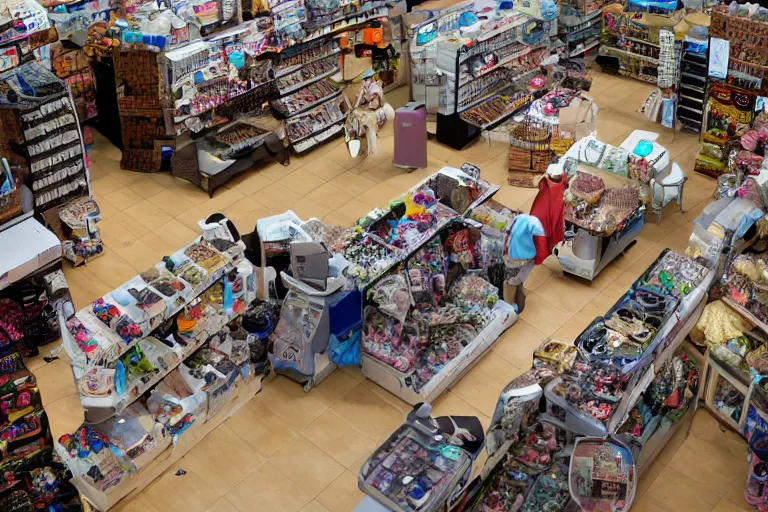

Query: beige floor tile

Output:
[64, 265, 112, 309]
[689, 410, 748, 460]
[125, 200, 172, 231]
[252, 375, 329, 430]
[330, 171, 378, 195]
[114, 238, 165, 273]
[519, 291, 573, 336]
[330, 383, 404, 441]
[316, 471, 366, 512]
[143, 463, 221, 512]
[35, 359, 78, 405]
[311, 370, 361, 407]
[430, 391, 491, 430]
[287, 196, 336, 221]
[153, 218, 201, 248]
[492, 319, 547, 369]
[227, 463, 312, 512]
[181, 424, 265, 495]
[532, 273, 602, 313]
[225, 399, 299, 458]
[97, 217, 138, 251]
[551, 311, 596, 342]
[270, 435, 345, 496]
[205, 497, 239, 512]
[277, 169, 328, 197]
[646, 466, 722, 511]
[111, 493, 162, 512]
[360, 379, 412, 415]
[129, 177, 168, 199]
[356, 181, 403, 206]
[254, 181, 303, 210]
[302, 410, 377, 469]
[300, 501, 331, 512]
[225, 170, 274, 196]
[712, 498, 755, 512]
[450, 351, 523, 417]
[666, 434, 745, 497]
[84, 251, 142, 290]
[305, 182, 353, 209]
[91, 175, 127, 196]
[103, 188, 147, 212]
[523, 264, 553, 291]
[305, 157, 349, 180]
[44, 393, 84, 439]
[149, 189, 203, 217]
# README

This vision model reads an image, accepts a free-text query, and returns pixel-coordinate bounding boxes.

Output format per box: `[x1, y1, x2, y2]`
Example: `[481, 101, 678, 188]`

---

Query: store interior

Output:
[0, 0, 766, 511]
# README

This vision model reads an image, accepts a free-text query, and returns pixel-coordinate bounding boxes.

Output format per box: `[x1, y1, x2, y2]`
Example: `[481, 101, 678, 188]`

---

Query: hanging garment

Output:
[529, 174, 568, 264]
[507, 214, 545, 261]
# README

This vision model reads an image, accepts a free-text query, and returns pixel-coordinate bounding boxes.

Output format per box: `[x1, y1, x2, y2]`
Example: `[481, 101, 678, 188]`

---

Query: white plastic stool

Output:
[650, 162, 687, 223]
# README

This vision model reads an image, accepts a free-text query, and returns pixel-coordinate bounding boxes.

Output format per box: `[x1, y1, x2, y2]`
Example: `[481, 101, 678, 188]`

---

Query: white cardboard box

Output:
[0, 217, 61, 291]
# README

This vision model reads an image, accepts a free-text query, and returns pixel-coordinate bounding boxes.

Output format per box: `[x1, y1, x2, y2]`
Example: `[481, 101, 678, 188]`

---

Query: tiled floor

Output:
[33, 70, 752, 512]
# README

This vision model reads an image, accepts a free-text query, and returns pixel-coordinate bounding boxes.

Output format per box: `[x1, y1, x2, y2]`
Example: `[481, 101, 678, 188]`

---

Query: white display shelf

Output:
[61, 373, 264, 512]
[360, 301, 518, 405]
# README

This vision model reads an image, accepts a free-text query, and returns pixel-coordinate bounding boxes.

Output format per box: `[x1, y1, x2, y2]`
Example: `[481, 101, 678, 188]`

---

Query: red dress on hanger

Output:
[530, 174, 568, 265]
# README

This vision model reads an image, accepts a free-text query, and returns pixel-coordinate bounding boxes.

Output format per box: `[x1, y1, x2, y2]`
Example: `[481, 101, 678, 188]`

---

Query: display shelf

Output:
[600, 45, 659, 65]
[274, 47, 342, 78]
[303, 7, 388, 42]
[458, 15, 533, 63]
[570, 38, 601, 57]
[273, 87, 343, 118]
[457, 45, 541, 87]
[722, 297, 768, 338]
[74, 305, 242, 415]
[703, 353, 750, 432]
[292, 120, 345, 153]
[60, 373, 264, 512]
[277, 65, 340, 96]
[289, 112, 346, 144]
[545, 250, 713, 437]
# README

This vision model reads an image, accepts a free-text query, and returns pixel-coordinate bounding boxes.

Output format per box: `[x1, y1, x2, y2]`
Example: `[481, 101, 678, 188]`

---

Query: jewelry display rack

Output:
[544, 248, 715, 438]
[0, 62, 93, 239]
[436, 12, 553, 150]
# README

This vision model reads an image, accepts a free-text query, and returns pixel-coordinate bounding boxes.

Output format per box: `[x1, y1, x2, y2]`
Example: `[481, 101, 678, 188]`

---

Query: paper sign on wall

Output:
[709, 38, 730, 79]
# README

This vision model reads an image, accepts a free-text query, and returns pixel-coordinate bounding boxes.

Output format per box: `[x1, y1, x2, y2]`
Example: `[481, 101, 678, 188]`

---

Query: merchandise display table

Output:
[554, 132, 670, 280]
[356, 250, 709, 512]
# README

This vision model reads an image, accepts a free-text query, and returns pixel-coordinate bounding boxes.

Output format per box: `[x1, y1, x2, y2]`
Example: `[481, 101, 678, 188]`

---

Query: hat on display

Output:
[459, 12, 482, 37]
[361, 68, 376, 80]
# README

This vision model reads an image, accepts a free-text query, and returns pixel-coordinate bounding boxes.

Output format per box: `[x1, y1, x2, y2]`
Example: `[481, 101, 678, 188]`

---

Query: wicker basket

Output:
[0, 177, 22, 225]
[509, 117, 551, 150]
